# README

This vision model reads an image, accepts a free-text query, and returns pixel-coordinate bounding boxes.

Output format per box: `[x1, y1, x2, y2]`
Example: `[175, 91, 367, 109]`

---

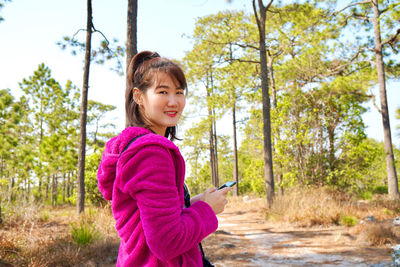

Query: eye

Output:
[177, 90, 185, 95]
[158, 90, 168, 95]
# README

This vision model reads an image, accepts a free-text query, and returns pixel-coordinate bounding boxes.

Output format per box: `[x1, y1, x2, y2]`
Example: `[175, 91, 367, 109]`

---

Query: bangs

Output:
[144, 60, 188, 92]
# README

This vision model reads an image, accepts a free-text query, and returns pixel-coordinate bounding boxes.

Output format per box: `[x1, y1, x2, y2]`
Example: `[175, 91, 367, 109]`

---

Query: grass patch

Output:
[268, 187, 346, 226]
[0, 203, 119, 266]
[268, 186, 400, 227]
[70, 220, 99, 246]
[339, 215, 358, 227]
[351, 223, 400, 246]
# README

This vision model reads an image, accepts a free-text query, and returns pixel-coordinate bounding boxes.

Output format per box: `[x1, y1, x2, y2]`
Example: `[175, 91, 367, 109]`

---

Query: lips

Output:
[165, 111, 178, 117]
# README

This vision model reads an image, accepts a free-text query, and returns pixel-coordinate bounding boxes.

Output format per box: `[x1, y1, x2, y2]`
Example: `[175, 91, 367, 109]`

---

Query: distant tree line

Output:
[181, 1, 400, 199]
[0, 1, 399, 215]
[0, 64, 116, 207]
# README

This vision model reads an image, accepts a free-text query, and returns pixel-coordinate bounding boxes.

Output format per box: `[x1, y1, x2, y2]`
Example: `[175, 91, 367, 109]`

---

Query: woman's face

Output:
[135, 72, 186, 136]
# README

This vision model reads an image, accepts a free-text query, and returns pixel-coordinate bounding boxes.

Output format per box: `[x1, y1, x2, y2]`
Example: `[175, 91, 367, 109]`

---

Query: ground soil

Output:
[2, 200, 395, 267]
[201, 199, 394, 267]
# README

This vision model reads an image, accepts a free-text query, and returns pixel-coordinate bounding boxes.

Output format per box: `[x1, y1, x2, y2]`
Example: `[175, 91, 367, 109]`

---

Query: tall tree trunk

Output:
[67, 172, 71, 203]
[0, 156, 3, 182]
[8, 173, 14, 202]
[253, 0, 274, 208]
[53, 175, 58, 207]
[77, 0, 93, 214]
[46, 176, 50, 201]
[208, 100, 217, 187]
[327, 126, 336, 184]
[62, 173, 66, 204]
[38, 179, 42, 199]
[371, 0, 399, 199]
[126, 0, 138, 71]
[126, 0, 138, 126]
[207, 72, 219, 188]
[268, 53, 283, 196]
[51, 175, 55, 207]
[232, 104, 239, 196]
[27, 176, 30, 196]
[212, 114, 219, 187]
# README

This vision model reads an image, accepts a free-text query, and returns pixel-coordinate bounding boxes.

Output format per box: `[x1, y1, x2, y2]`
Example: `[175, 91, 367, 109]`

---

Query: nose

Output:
[167, 95, 178, 107]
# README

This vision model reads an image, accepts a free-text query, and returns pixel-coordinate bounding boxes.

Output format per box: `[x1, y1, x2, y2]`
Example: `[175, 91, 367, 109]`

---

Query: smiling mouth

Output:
[165, 111, 178, 117]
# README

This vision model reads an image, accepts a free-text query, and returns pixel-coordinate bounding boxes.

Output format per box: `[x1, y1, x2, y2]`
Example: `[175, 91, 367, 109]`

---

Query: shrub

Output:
[339, 215, 358, 227]
[70, 220, 99, 246]
[373, 185, 388, 194]
[359, 191, 373, 200]
[356, 223, 399, 246]
[268, 186, 353, 226]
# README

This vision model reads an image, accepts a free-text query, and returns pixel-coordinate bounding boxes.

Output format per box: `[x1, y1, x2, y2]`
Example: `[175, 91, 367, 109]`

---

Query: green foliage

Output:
[2, 1, 399, 207]
[358, 191, 373, 200]
[40, 209, 50, 222]
[70, 220, 99, 246]
[339, 215, 358, 227]
[382, 208, 394, 216]
[1, 63, 115, 207]
[85, 148, 107, 206]
[57, 35, 125, 75]
[87, 100, 116, 151]
[373, 186, 388, 195]
[180, 2, 398, 197]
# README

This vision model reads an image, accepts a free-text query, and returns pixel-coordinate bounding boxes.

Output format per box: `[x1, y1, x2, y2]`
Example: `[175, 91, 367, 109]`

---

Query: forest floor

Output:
[202, 197, 395, 267]
[0, 196, 398, 266]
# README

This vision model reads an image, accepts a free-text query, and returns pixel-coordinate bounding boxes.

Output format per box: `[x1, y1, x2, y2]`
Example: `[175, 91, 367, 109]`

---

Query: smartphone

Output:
[218, 181, 237, 190]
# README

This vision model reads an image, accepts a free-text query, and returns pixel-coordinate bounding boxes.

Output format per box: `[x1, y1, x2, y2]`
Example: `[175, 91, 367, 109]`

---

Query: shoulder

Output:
[120, 130, 183, 165]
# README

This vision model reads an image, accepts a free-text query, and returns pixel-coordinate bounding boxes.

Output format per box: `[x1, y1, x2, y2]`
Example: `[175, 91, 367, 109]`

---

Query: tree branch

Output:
[72, 29, 87, 40]
[382, 28, 400, 47]
[320, 60, 373, 78]
[333, 0, 370, 15]
[353, 13, 371, 21]
[368, 90, 382, 114]
[380, 3, 400, 14]
[228, 58, 260, 64]
[252, 0, 261, 32]
[265, 0, 274, 12]
[202, 39, 259, 51]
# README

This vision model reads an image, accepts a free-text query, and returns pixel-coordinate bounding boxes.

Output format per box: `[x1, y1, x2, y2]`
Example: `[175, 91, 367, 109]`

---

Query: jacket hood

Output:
[97, 127, 153, 201]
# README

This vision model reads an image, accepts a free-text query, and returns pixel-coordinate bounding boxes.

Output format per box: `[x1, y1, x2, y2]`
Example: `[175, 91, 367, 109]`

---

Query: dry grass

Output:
[268, 186, 400, 227]
[0, 202, 119, 267]
[2, 188, 399, 266]
[350, 222, 400, 246]
[225, 194, 267, 214]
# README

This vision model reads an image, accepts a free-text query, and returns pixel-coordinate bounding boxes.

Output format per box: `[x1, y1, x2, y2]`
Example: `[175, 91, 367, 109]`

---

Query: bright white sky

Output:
[0, 0, 399, 147]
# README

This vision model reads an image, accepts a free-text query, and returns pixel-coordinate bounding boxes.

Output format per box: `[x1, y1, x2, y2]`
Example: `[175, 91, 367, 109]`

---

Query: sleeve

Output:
[119, 144, 218, 261]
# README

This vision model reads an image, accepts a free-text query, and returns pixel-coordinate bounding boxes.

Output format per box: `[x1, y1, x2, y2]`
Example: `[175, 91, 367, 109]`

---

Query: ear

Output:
[132, 87, 143, 105]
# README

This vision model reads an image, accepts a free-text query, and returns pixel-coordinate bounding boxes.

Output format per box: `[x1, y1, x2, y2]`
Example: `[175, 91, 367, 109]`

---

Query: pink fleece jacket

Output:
[97, 127, 218, 267]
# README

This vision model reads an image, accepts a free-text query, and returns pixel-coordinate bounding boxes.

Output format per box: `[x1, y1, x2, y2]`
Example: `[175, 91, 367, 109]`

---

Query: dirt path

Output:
[202, 203, 394, 267]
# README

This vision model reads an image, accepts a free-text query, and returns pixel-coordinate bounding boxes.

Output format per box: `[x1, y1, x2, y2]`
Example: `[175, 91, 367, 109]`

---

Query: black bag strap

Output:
[183, 185, 214, 267]
[119, 133, 148, 157]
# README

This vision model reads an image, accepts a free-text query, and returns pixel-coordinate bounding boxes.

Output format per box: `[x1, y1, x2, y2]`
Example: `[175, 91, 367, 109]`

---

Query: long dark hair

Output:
[125, 51, 187, 141]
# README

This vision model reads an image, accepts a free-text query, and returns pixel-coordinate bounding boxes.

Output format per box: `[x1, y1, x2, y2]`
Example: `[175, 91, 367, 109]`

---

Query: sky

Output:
[0, 0, 399, 147]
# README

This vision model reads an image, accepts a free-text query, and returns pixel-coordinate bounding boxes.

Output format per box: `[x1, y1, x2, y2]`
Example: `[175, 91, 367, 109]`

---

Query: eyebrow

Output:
[156, 84, 184, 90]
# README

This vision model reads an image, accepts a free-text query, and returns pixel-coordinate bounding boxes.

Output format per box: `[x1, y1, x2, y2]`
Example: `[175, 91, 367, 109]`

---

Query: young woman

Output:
[97, 51, 230, 267]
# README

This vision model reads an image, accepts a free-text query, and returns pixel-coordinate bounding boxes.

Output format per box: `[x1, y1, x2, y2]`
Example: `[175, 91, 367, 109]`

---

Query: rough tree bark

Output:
[125, 0, 138, 127]
[232, 104, 239, 196]
[126, 0, 138, 71]
[253, 0, 275, 208]
[77, 0, 93, 214]
[371, 0, 399, 199]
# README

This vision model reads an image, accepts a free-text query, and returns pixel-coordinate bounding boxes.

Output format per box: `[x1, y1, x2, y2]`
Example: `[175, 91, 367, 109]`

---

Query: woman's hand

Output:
[202, 187, 231, 215]
[190, 193, 204, 205]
